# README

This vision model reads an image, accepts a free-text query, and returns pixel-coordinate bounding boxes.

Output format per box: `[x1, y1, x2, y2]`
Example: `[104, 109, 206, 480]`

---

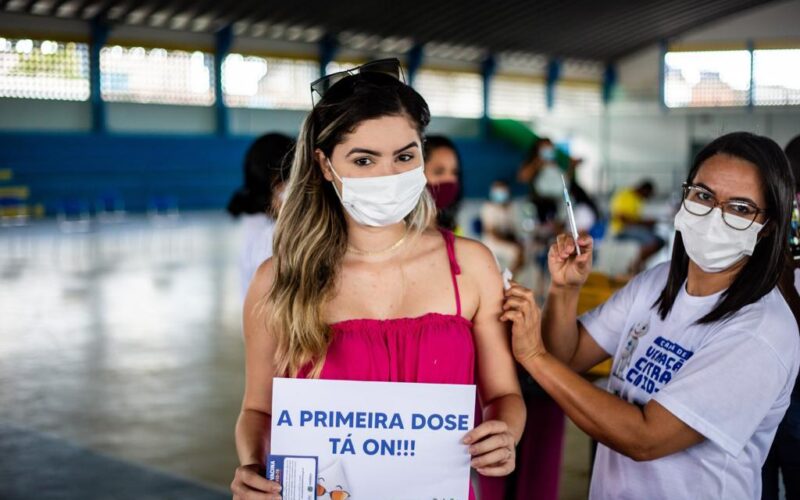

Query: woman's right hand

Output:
[548, 234, 593, 289]
[231, 464, 282, 500]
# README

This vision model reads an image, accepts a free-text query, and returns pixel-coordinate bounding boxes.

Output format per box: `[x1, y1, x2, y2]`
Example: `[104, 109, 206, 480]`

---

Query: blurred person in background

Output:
[226, 133, 295, 298]
[424, 135, 464, 233]
[518, 137, 561, 224]
[762, 133, 800, 500]
[478, 177, 566, 500]
[518, 137, 594, 226]
[481, 180, 524, 273]
[610, 179, 665, 273]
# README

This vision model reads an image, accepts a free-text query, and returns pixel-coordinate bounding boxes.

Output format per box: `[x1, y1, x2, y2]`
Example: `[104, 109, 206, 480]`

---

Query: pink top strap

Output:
[438, 228, 462, 317]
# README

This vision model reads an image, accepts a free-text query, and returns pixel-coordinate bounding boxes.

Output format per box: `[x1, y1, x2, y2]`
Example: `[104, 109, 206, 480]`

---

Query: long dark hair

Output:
[227, 133, 295, 217]
[654, 132, 794, 324]
[424, 135, 463, 231]
[786, 134, 800, 192]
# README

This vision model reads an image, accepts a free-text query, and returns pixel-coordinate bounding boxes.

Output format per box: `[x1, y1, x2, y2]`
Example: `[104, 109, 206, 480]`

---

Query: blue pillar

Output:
[480, 54, 496, 137]
[406, 43, 424, 87]
[545, 58, 561, 111]
[602, 63, 617, 105]
[89, 18, 109, 134]
[214, 25, 232, 137]
[659, 39, 668, 111]
[318, 33, 339, 78]
[747, 39, 755, 110]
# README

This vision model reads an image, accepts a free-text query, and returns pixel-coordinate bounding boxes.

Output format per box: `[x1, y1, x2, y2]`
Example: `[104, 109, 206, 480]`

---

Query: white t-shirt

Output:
[580, 262, 800, 500]
[239, 213, 276, 299]
[480, 202, 515, 235]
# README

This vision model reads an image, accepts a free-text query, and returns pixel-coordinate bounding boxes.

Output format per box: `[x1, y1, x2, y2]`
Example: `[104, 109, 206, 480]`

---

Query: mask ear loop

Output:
[326, 158, 345, 201]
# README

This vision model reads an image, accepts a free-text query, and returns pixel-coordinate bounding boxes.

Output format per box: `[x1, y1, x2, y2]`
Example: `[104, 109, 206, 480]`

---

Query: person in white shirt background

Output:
[481, 180, 524, 273]
[226, 133, 295, 298]
[501, 131, 800, 499]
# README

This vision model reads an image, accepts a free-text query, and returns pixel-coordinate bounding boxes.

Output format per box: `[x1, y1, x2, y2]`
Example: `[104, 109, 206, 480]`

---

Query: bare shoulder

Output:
[248, 257, 275, 299]
[452, 235, 505, 319]
[243, 258, 276, 334]
[414, 229, 499, 282]
[452, 235, 500, 276]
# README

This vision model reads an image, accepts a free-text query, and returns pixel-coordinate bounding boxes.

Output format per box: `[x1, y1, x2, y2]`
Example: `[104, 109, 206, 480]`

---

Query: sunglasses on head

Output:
[309, 58, 405, 106]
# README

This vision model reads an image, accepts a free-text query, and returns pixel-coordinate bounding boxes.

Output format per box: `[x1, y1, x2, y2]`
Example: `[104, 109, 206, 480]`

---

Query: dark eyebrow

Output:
[346, 147, 381, 157]
[728, 196, 758, 206]
[393, 142, 418, 155]
[694, 183, 715, 194]
[695, 183, 758, 205]
[346, 142, 418, 158]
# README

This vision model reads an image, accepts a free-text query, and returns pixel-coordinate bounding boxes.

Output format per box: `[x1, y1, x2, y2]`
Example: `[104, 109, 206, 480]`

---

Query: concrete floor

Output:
[0, 213, 592, 499]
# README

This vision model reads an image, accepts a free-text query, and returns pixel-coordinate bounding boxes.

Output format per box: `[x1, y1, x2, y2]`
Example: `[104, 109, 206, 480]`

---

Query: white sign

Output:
[271, 378, 476, 500]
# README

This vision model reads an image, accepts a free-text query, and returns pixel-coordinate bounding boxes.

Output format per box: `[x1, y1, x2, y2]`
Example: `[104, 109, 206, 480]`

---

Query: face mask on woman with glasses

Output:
[674, 183, 768, 273]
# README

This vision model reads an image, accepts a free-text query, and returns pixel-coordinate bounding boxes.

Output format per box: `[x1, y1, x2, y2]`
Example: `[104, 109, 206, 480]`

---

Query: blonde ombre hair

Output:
[268, 72, 435, 377]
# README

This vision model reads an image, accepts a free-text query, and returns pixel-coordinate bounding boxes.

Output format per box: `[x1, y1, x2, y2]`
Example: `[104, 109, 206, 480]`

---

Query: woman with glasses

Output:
[230, 59, 525, 500]
[501, 131, 799, 499]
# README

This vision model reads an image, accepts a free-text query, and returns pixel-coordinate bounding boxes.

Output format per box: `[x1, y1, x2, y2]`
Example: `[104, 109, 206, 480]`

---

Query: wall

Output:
[0, 130, 525, 214]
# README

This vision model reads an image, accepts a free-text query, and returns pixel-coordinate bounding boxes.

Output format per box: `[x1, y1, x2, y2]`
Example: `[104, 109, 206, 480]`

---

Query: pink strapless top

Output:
[298, 229, 475, 383]
[297, 229, 477, 498]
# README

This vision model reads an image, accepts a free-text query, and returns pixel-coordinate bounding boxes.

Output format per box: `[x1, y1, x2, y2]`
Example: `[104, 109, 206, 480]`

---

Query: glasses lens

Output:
[310, 71, 350, 106]
[684, 186, 715, 211]
[722, 203, 758, 230]
[683, 196, 713, 217]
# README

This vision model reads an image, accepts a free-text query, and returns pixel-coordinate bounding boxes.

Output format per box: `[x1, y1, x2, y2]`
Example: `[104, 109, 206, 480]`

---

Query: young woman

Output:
[423, 135, 463, 232]
[504, 132, 800, 499]
[230, 62, 525, 500]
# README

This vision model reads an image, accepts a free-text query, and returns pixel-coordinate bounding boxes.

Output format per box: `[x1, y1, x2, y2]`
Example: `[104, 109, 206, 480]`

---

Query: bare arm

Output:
[457, 238, 526, 477]
[519, 351, 704, 460]
[517, 159, 541, 183]
[231, 259, 282, 499]
[507, 289, 705, 461]
[542, 235, 610, 372]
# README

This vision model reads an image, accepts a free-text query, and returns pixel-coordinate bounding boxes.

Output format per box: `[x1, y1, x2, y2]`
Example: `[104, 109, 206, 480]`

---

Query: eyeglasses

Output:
[310, 58, 404, 106]
[682, 183, 768, 230]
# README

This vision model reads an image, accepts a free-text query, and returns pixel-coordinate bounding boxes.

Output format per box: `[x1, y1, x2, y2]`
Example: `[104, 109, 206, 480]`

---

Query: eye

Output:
[729, 203, 757, 215]
[353, 157, 373, 167]
[397, 153, 415, 162]
[696, 191, 713, 202]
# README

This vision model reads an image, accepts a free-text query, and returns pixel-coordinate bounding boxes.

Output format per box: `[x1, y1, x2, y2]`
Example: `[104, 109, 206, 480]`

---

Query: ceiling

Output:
[0, 0, 779, 61]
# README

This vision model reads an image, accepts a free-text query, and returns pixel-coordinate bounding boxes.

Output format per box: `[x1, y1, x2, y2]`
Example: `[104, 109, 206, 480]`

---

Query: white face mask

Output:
[328, 159, 427, 227]
[674, 200, 764, 273]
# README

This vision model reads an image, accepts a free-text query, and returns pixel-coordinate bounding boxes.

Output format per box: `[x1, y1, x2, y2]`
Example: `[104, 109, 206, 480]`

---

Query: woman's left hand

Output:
[501, 281, 545, 363]
[462, 419, 516, 476]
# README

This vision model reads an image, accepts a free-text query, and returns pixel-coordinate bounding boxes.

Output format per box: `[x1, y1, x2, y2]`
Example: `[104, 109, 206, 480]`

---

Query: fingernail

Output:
[462, 435, 472, 444]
